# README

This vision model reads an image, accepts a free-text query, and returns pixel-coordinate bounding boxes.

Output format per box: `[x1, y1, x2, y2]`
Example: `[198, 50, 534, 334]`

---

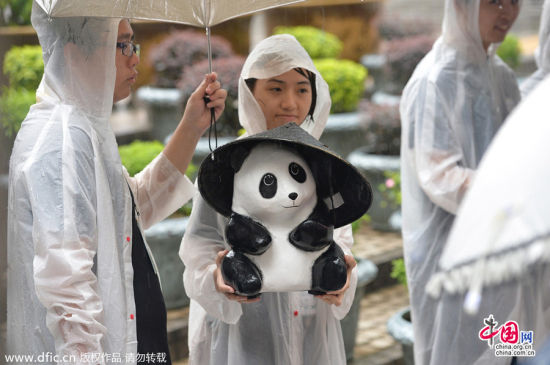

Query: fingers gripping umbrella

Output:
[34, 0, 305, 148]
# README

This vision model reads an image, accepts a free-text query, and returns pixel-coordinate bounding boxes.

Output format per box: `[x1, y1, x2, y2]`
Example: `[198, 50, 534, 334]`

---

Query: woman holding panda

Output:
[179, 34, 357, 365]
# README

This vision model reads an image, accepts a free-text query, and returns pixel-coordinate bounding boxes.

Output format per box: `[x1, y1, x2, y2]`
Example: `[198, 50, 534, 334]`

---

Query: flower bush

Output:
[273, 25, 343, 59]
[497, 34, 521, 70]
[1, 45, 44, 137]
[378, 170, 401, 210]
[177, 55, 245, 137]
[149, 30, 234, 88]
[381, 34, 436, 94]
[358, 99, 401, 156]
[314, 58, 367, 113]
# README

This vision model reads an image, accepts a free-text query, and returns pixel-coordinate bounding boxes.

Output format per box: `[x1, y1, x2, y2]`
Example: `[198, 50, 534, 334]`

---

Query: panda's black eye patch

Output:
[289, 162, 306, 183]
[260, 173, 277, 199]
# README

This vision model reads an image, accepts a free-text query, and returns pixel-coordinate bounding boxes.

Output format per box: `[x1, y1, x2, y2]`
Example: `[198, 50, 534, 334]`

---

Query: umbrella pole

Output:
[205, 26, 217, 155]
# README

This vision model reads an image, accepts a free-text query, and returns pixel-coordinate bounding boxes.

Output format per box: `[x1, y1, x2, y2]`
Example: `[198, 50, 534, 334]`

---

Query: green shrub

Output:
[0, 87, 35, 137]
[390, 258, 407, 288]
[3, 45, 44, 90]
[314, 59, 367, 113]
[2, 0, 33, 25]
[118, 139, 197, 180]
[1, 45, 44, 137]
[118, 140, 197, 217]
[378, 170, 401, 209]
[119, 140, 165, 177]
[274, 26, 343, 59]
[497, 35, 521, 70]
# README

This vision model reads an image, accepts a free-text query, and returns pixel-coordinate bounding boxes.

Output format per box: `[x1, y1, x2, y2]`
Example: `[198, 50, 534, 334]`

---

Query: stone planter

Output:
[145, 217, 189, 309]
[340, 258, 379, 361]
[348, 146, 401, 232]
[136, 86, 183, 143]
[320, 112, 366, 159]
[387, 306, 414, 365]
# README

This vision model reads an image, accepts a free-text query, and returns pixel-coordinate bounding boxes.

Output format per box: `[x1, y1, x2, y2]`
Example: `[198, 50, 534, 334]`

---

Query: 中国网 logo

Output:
[479, 314, 536, 358]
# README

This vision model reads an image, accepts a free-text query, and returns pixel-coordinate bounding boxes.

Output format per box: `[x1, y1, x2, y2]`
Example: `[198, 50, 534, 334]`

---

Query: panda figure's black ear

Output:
[230, 145, 251, 173]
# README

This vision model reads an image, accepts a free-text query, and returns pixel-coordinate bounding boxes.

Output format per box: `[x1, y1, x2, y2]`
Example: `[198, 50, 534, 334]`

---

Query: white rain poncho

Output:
[7, 3, 194, 363]
[399, 0, 521, 364]
[520, 0, 550, 97]
[424, 75, 550, 365]
[180, 34, 356, 365]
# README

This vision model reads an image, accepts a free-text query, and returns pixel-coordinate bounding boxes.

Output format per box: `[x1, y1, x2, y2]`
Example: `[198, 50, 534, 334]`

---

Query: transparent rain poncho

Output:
[399, 0, 521, 363]
[7, 3, 194, 363]
[179, 34, 356, 365]
[424, 75, 550, 365]
[521, 0, 550, 97]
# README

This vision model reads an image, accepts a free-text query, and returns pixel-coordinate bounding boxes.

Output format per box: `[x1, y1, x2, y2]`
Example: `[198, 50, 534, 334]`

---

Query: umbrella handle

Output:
[205, 26, 217, 156]
[203, 96, 218, 155]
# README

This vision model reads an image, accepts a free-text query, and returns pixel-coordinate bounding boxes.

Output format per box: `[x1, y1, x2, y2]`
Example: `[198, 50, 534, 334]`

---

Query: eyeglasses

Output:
[116, 41, 140, 57]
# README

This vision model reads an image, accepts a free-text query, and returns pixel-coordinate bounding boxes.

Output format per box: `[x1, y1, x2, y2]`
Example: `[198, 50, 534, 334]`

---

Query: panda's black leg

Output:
[308, 243, 347, 295]
[221, 250, 263, 298]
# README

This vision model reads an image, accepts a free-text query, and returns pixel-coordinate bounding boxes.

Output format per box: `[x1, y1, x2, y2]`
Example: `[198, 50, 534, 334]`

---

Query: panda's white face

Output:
[232, 143, 317, 229]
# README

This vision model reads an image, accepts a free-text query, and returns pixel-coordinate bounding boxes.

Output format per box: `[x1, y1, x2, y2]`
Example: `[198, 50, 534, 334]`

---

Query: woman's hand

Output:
[315, 254, 357, 306]
[213, 250, 261, 304]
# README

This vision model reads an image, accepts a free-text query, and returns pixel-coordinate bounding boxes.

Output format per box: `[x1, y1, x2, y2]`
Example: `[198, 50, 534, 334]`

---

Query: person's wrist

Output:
[178, 115, 205, 141]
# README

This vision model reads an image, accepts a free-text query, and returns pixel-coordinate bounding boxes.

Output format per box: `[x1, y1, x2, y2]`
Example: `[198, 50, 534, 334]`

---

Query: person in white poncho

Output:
[399, 0, 521, 364]
[7, 3, 226, 364]
[520, 0, 550, 97]
[179, 34, 358, 365]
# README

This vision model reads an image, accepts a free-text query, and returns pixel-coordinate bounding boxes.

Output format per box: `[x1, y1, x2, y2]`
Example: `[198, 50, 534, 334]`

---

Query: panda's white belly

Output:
[245, 228, 329, 292]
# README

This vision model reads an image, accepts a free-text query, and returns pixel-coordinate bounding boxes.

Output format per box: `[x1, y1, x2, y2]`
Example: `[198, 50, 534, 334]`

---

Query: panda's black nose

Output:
[288, 192, 298, 201]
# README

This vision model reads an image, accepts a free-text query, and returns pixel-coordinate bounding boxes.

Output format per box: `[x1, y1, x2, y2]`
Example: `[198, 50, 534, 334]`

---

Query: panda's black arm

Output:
[289, 201, 334, 252]
[225, 212, 272, 255]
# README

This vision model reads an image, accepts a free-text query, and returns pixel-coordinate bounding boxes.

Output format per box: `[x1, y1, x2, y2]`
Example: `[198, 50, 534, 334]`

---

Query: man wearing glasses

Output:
[7, 6, 226, 364]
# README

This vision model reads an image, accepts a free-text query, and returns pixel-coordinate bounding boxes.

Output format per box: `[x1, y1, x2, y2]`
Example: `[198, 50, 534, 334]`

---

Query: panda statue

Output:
[224, 142, 347, 298]
[198, 123, 372, 298]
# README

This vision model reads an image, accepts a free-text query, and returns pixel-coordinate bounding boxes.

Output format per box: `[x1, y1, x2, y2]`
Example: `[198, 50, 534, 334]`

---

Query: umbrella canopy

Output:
[427, 75, 550, 307]
[34, 0, 305, 150]
[34, 0, 304, 27]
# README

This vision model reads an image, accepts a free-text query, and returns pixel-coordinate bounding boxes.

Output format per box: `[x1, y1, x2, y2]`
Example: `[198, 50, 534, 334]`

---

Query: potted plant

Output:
[137, 29, 240, 143]
[119, 140, 196, 309]
[273, 25, 343, 59]
[387, 258, 414, 365]
[349, 100, 401, 231]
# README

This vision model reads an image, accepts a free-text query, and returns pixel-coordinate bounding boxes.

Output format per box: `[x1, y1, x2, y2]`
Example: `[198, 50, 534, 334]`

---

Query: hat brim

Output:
[198, 123, 373, 228]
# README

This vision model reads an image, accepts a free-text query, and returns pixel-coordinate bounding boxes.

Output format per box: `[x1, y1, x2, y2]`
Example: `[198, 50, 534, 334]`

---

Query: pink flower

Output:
[385, 178, 395, 189]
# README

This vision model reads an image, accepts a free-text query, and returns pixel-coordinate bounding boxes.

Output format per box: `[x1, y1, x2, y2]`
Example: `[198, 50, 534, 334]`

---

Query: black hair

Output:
[245, 67, 317, 123]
